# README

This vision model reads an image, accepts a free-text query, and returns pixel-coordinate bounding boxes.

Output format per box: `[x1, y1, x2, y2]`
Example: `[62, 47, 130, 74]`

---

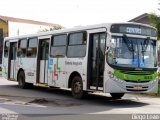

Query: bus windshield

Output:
[107, 36, 157, 69]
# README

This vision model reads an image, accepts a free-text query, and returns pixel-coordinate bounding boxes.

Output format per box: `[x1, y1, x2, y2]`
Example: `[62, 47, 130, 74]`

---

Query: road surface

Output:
[0, 76, 159, 120]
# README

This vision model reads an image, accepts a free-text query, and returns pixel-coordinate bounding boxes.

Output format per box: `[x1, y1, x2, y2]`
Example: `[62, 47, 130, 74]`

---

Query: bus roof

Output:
[4, 22, 156, 41]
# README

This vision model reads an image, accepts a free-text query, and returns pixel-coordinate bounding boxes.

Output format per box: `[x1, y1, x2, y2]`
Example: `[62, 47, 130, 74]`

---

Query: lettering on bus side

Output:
[65, 61, 82, 66]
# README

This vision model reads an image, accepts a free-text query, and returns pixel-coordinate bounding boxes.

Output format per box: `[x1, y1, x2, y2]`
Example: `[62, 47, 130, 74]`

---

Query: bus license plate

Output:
[133, 86, 142, 90]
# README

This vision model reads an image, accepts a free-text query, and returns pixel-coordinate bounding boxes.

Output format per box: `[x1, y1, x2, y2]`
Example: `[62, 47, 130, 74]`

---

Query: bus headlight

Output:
[108, 71, 124, 83]
[109, 74, 114, 78]
[108, 71, 114, 78]
[112, 76, 124, 84]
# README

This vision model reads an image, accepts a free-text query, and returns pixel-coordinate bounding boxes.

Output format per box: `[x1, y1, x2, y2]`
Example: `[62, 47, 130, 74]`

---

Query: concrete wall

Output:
[0, 21, 52, 65]
[8, 22, 51, 37]
[0, 20, 8, 37]
[0, 20, 8, 64]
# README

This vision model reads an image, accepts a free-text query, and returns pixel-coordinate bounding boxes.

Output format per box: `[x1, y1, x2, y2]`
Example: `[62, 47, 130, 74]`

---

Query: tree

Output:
[148, 13, 160, 40]
[38, 25, 63, 32]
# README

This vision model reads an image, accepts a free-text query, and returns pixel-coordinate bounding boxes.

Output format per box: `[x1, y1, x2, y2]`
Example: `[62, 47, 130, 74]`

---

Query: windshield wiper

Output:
[141, 37, 150, 63]
[141, 37, 150, 52]
[123, 35, 134, 52]
[123, 35, 134, 59]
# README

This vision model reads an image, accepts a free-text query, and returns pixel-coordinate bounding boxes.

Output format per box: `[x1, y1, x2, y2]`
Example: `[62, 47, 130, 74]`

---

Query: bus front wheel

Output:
[71, 76, 84, 99]
[110, 93, 125, 99]
[18, 71, 27, 89]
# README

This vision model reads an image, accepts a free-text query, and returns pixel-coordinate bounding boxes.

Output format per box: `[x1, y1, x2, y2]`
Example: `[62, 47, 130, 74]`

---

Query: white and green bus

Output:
[2, 23, 158, 99]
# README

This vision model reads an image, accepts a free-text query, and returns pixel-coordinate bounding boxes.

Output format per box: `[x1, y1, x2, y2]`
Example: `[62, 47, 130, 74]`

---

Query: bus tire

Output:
[27, 83, 34, 89]
[71, 76, 84, 99]
[18, 71, 27, 89]
[110, 93, 125, 99]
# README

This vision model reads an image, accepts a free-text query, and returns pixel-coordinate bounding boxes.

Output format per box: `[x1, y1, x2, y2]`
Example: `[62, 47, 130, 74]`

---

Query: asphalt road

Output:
[0, 76, 160, 120]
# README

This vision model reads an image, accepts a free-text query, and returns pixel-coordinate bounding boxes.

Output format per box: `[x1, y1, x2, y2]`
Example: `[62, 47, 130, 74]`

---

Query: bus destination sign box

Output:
[110, 24, 157, 37]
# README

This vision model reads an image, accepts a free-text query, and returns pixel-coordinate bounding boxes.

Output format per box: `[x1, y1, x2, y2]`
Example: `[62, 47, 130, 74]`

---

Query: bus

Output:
[0, 29, 3, 70]
[2, 22, 158, 99]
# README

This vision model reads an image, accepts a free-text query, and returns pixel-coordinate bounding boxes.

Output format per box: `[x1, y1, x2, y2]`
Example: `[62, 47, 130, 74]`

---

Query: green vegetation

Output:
[148, 13, 160, 40]
[156, 72, 160, 96]
[38, 25, 63, 32]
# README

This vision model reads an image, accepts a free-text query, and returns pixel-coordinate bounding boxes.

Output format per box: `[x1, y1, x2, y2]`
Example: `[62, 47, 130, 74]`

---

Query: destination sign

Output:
[126, 27, 141, 34]
[110, 24, 157, 37]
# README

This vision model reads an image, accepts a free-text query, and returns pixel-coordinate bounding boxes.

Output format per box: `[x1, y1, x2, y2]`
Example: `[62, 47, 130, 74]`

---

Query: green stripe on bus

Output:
[114, 70, 157, 81]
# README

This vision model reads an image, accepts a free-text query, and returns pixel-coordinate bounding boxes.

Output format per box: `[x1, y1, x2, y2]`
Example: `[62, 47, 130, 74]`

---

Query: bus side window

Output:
[67, 32, 87, 57]
[17, 39, 27, 57]
[50, 34, 67, 57]
[4, 41, 9, 57]
[27, 38, 38, 57]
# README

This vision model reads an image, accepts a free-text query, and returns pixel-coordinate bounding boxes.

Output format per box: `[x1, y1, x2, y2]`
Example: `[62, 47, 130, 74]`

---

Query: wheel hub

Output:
[74, 82, 82, 93]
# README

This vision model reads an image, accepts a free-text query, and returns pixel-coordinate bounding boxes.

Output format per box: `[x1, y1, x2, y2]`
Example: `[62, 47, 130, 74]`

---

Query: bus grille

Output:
[124, 80, 150, 83]
[120, 70, 154, 75]
[126, 89, 148, 92]
[126, 86, 148, 91]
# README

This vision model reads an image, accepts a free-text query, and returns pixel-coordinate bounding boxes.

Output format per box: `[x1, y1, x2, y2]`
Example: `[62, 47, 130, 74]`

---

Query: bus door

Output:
[37, 39, 50, 84]
[9, 42, 17, 80]
[89, 33, 106, 89]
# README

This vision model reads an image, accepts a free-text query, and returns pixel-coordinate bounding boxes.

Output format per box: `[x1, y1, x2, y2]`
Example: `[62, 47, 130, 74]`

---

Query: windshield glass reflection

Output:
[107, 36, 157, 68]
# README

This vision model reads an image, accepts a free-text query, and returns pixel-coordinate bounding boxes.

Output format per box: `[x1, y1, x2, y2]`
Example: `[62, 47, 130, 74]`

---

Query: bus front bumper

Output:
[104, 77, 158, 93]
